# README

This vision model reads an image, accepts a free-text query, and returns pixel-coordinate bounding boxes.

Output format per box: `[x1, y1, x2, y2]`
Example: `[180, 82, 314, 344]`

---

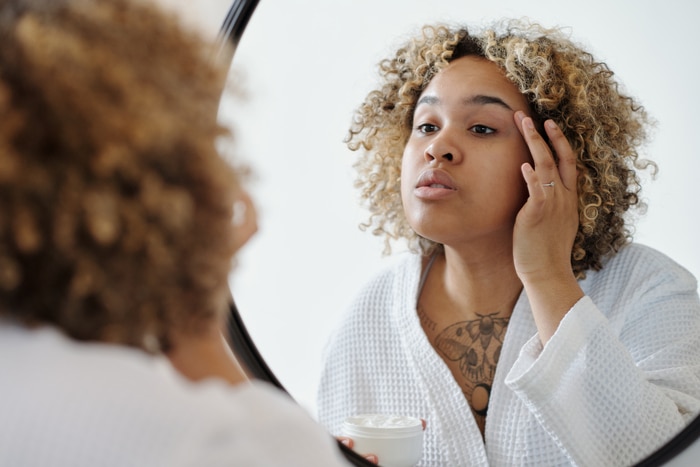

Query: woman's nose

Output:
[424, 131, 462, 164]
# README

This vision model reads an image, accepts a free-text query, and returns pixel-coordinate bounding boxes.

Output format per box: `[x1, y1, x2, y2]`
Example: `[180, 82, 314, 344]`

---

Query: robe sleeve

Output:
[505, 267, 700, 466]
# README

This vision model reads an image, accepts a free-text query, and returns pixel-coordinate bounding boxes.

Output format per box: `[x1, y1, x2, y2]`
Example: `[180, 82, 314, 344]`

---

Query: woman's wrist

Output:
[521, 273, 584, 344]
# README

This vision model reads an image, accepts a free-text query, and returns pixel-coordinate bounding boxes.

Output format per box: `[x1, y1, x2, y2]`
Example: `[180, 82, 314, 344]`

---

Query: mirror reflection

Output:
[223, 0, 700, 465]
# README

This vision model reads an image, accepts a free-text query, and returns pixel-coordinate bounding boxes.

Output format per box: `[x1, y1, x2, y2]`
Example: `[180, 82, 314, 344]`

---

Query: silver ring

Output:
[542, 181, 555, 188]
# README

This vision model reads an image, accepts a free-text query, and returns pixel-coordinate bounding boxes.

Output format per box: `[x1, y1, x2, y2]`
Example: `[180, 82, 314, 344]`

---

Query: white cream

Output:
[342, 414, 424, 467]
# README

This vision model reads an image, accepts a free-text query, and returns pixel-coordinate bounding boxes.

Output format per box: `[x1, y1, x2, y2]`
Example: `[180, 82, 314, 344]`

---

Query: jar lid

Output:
[342, 414, 423, 439]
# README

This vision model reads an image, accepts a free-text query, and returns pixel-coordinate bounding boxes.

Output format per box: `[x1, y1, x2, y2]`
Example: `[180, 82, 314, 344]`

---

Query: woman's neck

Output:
[426, 244, 523, 321]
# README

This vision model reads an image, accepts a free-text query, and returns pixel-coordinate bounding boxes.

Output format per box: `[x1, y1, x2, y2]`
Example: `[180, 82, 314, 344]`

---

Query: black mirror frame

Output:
[217, 1, 700, 465]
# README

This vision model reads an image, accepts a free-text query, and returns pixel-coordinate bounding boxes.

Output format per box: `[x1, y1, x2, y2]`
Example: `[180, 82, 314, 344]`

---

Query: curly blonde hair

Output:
[347, 21, 655, 279]
[0, 0, 239, 350]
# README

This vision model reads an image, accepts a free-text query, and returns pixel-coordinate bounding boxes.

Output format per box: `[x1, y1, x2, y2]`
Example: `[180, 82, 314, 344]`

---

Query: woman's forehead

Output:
[418, 56, 527, 111]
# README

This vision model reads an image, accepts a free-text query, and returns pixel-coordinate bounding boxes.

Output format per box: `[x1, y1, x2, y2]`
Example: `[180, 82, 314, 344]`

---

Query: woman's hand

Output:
[337, 437, 378, 464]
[512, 111, 578, 281]
[512, 111, 584, 343]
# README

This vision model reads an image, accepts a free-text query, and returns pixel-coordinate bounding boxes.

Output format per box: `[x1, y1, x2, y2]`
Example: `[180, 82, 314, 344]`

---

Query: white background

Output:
[158, 1, 700, 463]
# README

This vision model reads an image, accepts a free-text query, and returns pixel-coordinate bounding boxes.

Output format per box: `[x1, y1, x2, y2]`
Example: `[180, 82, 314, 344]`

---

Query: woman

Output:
[317, 21, 700, 466]
[0, 0, 349, 465]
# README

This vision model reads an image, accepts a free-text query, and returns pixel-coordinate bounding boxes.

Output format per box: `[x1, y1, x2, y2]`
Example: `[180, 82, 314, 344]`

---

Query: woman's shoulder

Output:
[592, 242, 698, 292]
[214, 382, 348, 466]
[0, 324, 310, 465]
[607, 243, 695, 276]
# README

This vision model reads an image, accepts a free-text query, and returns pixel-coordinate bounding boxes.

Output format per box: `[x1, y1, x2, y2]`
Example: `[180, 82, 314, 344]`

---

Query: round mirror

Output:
[218, 1, 700, 465]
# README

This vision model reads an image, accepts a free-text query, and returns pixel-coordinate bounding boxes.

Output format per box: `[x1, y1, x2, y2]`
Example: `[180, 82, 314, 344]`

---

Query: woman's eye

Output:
[417, 123, 439, 134]
[470, 124, 495, 135]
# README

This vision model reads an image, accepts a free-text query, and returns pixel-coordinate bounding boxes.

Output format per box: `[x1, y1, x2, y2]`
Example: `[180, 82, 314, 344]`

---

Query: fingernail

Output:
[340, 438, 350, 447]
[365, 455, 379, 464]
[523, 117, 534, 130]
[545, 119, 558, 130]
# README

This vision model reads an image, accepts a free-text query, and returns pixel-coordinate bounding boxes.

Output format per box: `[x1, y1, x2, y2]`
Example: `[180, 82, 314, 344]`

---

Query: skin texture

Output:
[348, 23, 654, 279]
[346, 21, 655, 442]
[168, 314, 250, 386]
[401, 56, 533, 251]
[512, 113, 583, 343]
[406, 56, 583, 436]
[340, 19, 655, 458]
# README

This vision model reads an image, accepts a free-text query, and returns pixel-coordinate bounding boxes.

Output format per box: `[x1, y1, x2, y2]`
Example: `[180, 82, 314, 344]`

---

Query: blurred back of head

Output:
[0, 0, 239, 351]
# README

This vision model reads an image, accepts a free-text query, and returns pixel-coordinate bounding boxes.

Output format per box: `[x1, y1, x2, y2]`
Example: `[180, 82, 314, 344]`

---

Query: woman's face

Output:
[401, 55, 534, 249]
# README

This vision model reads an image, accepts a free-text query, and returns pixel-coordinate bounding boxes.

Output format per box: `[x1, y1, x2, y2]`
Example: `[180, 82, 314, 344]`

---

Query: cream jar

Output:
[341, 414, 424, 467]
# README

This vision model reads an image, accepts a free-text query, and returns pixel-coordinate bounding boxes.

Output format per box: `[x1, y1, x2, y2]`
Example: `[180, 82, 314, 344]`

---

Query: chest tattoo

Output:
[417, 305, 438, 332]
[433, 312, 510, 421]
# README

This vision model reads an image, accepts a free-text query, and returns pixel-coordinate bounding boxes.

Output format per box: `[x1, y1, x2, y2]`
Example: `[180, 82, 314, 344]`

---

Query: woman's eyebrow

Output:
[416, 95, 440, 106]
[416, 94, 513, 110]
[465, 94, 512, 110]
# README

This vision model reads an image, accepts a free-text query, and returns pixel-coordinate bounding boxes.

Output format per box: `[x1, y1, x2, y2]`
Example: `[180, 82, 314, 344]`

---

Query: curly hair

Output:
[0, 0, 239, 350]
[347, 21, 655, 279]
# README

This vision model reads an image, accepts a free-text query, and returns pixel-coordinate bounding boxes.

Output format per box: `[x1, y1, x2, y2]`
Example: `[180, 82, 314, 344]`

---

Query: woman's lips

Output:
[414, 169, 457, 200]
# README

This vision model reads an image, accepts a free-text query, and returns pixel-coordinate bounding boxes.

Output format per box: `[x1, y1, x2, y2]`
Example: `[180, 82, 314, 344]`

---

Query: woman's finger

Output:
[543, 119, 577, 191]
[514, 111, 557, 177]
[337, 437, 379, 464]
